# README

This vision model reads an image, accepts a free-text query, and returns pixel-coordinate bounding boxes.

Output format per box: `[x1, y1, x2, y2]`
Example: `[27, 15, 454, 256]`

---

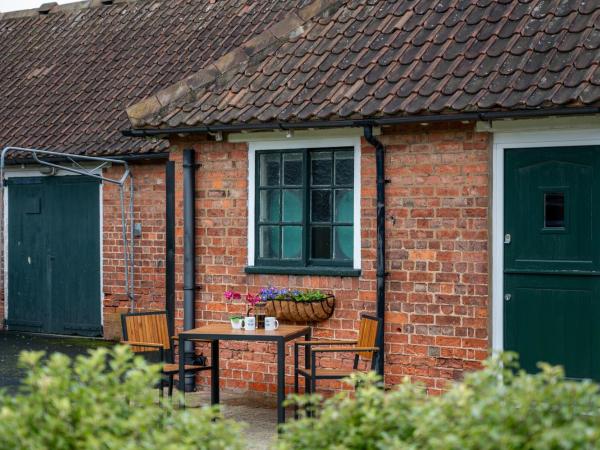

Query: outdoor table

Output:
[178, 323, 311, 424]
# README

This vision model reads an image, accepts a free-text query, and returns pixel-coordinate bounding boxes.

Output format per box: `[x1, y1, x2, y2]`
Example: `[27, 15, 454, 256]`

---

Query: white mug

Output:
[230, 318, 243, 330]
[244, 316, 256, 330]
[265, 317, 279, 330]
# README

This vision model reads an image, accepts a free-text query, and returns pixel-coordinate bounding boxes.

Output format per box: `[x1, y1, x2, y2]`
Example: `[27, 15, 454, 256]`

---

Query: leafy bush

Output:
[278, 354, 600, 450]
[0, 346, 243, 450]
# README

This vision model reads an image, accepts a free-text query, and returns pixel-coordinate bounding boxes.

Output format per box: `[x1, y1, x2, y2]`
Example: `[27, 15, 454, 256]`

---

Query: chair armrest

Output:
[311, 346, 379, 353]
[121, 341, 164, 349]
[295, 340, 357, 346]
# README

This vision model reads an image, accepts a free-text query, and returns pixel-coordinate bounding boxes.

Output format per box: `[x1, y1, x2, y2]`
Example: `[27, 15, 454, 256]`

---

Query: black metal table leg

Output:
[178, 334, 185, 408]
[304, 330, 311, 374]
[277, 338, 285, 424]
[211, 339, 220, 405]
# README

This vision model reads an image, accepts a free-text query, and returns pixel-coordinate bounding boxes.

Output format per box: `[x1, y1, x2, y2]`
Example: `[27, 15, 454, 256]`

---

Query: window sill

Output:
[244, 266, 361, 277]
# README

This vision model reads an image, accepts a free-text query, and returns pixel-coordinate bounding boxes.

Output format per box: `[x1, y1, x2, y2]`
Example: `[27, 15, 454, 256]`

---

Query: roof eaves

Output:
[126, 0, 344, 128]
[0, 0, 134, 21]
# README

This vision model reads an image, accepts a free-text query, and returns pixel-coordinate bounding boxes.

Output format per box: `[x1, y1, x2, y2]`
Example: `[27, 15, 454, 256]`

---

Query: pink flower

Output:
[246, 293, 259, 306]
[224, 290, 241, 300]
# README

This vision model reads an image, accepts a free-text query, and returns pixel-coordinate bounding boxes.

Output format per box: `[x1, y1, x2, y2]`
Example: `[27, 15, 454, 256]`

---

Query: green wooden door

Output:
[504, 146, 600, 380]
[7, 176, 101, 336]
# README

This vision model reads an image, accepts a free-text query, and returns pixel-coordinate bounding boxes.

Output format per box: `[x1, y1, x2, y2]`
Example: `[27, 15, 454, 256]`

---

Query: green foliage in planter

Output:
[278, 353, 600, 450]
[274, 290, 329, 303]
[0, 345, 243, 450]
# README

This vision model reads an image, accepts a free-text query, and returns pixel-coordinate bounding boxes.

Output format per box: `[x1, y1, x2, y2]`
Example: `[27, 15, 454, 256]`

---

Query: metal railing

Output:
[0, 147, 136, 310]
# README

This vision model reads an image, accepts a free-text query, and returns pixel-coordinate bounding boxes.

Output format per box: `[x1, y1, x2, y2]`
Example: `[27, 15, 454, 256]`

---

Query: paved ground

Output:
[0, 331, 113, 394]
[0, 331, 279, 449]
[184, 391, 280, 450]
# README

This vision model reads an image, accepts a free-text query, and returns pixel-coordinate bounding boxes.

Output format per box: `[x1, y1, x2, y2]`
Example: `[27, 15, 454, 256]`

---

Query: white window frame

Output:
[486, 117, 600, 352]
[247, 136, 361, 270]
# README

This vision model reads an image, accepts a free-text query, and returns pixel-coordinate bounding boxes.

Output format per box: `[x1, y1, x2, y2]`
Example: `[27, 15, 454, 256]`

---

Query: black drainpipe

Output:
[165, 161, 176, 338]
[183, 148, 196, 392]
[364, 126, 386, 379]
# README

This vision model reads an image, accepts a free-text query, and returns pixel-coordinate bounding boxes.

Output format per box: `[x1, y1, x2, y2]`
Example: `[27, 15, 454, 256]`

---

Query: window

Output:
[254, 147, 355, 270]
[544, 192, 565, 228]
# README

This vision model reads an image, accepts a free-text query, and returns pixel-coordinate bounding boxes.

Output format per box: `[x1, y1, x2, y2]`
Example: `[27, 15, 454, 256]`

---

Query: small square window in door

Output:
[544, 192, 564, 228]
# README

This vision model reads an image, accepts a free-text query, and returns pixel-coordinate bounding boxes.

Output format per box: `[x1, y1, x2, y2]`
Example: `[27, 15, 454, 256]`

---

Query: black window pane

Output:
[259, 153, 280, 186]
[545, 192, 565, 228]
[311, 152, 332, 185]
[335, 151, 353, 185]
[283, 153, 302, 186]
[311, 226, 331, 259]
[311, 190, 331, 222]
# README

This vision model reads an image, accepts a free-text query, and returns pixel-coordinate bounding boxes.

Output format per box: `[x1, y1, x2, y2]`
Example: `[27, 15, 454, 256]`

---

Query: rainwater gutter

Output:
[364, 125, 386, 379]
[122, 107, 600, 138]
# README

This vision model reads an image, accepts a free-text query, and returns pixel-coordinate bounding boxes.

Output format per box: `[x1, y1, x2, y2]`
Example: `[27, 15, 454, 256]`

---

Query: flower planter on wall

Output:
[265, 295, 335, 322]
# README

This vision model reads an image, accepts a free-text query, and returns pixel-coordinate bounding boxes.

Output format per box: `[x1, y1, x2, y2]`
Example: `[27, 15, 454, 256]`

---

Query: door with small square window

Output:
[504, 146, 600, 380]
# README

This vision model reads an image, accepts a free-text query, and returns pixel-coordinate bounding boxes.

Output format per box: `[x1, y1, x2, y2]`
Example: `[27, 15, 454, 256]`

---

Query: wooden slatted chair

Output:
[121, 311, 211, 397]
[294, 314, 381, 395]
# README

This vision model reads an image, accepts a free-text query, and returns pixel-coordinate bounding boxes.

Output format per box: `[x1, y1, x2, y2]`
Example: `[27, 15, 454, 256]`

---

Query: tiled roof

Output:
[0, 0, 310, 156]
[128, 0, 600, 129]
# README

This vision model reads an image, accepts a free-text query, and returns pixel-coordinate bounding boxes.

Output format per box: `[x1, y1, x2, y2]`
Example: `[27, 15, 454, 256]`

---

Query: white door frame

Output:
[486, 117, 600, 352]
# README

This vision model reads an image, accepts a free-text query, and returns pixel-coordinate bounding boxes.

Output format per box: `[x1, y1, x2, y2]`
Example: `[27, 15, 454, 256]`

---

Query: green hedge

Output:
[278, 354, 600, 450]
[0, 346, 243, 450]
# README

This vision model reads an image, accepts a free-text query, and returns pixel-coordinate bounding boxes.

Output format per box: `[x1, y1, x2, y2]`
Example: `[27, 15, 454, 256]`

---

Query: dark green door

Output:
[7, 176, 101, 336]
[504, 146, 600, 380]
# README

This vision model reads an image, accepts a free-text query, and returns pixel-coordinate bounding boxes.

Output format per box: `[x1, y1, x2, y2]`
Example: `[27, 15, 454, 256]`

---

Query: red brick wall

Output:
[102, 161, 167, 339]
[381, 123, 490, 393]
[169, 122, 491, 395]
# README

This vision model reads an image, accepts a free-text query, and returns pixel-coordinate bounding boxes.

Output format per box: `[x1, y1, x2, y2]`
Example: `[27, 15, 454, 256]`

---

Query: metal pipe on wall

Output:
[165, 161, 176, 338]
[363, 126, 386, 379]
[182, 148, 196, 392]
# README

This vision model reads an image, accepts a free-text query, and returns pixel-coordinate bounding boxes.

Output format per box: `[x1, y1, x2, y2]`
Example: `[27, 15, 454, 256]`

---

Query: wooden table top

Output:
[179, 323, 310, 341]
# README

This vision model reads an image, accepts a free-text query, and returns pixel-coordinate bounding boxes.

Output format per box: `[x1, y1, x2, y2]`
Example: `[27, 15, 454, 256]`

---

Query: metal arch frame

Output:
[0, 147, 136, 310]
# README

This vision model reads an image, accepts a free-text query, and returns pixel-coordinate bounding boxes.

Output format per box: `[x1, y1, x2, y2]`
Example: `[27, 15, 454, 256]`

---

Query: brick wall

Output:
[169, 121, 491, 396]
[381, 123, 490, 393]
[102, 161, 167, 340]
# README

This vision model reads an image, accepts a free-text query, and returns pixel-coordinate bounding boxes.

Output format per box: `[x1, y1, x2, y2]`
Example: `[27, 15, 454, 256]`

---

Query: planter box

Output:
[265, 295, 335, 322]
